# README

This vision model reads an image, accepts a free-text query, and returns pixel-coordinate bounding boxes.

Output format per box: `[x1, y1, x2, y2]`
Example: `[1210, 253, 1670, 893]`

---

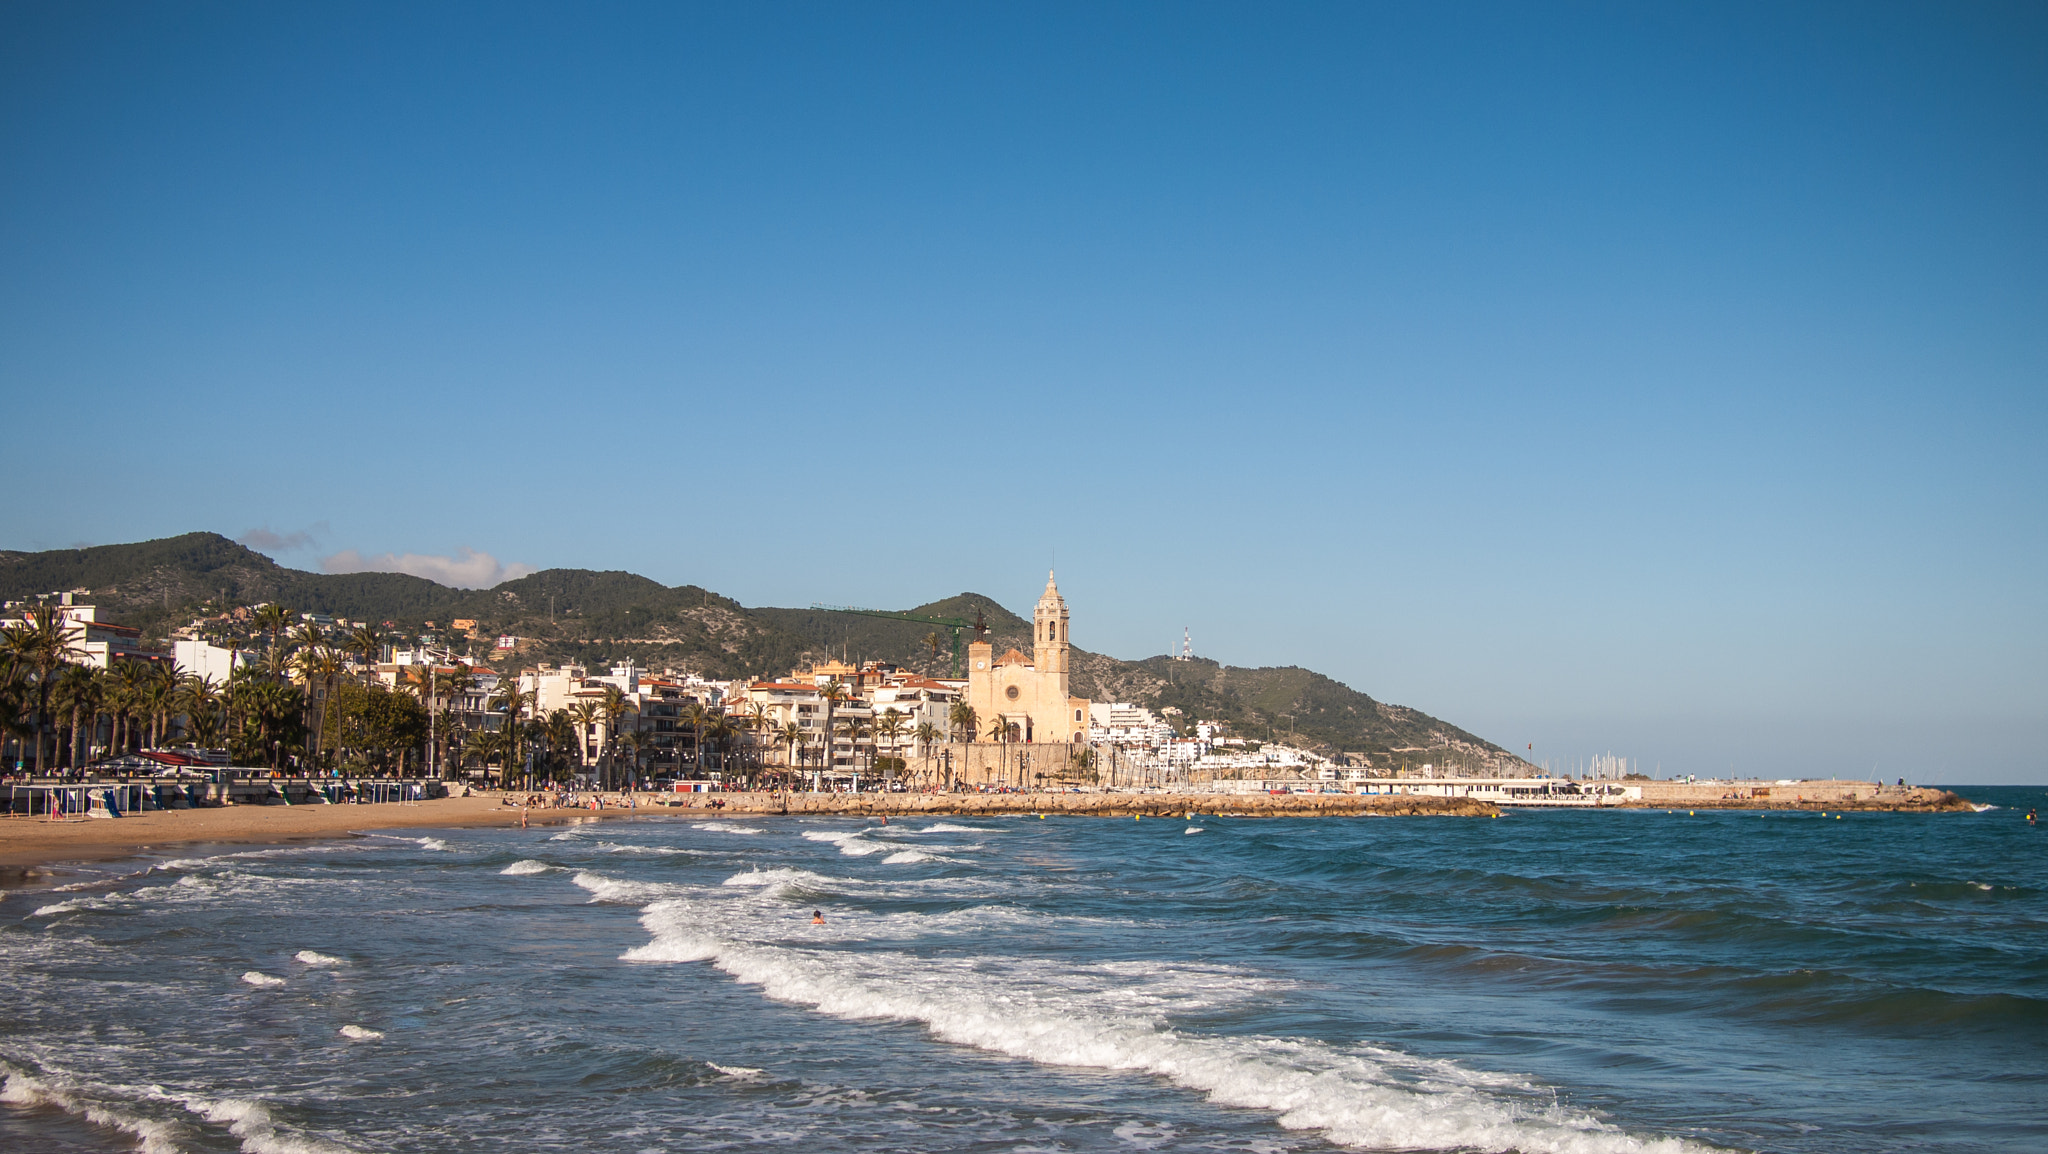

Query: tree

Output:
[140, 662, 178, 748]
[914, 721, 941, 787]
[778, 721, 806, 775]
[0, 605, 84, 774]
[252, 604, 293, 674]
[295, 647, 344, 768]
[345, 625, 382, 686]
[488, 674, 530, 787]
[818, 678, 847, 779]
[325, 683, 428, 774]
[568, 701, 601, 776]
[835, 715, 870, 784]
[986, 716, 1012, 788]
[599, 684, 634, 790]
[461, 729, 501, 778]
[180, 674, 224, 750]
[52, 664, 103, 770]
[873, 708, 906, 781]
[949, 700, 977, 745]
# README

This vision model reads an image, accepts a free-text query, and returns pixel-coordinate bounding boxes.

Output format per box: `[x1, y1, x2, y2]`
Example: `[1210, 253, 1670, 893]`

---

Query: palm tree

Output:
[914, 721, 941, 787]
[874, 708, 906, 781]
[0, 605, 83, 774]
[835, 715, 871, 785]
[599, 684, 634, 790]
[778, 721, 805, 774]
[949, 700, 977, 745]
[680, 700, 710, 773]
[817, 678, 847, 780]
[52, 664, 103, 771]
[461, 729, 501, 779]
[703, 711, 740, 777]
[345, 624, 382, 686]
[294, 647, 344, 768]
[252, 604, 293, 675]
[986, 716, 1012, 789]
[488, 674, 530, 787]
[540, 709, 577, 781]
[180, 674, 224, 751]
[568, 700, 601, 777]
[140, 662, 178, 749]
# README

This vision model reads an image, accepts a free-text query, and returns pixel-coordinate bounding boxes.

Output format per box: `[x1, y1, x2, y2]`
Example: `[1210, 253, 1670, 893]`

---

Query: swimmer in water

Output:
[812, 910, 824, 924]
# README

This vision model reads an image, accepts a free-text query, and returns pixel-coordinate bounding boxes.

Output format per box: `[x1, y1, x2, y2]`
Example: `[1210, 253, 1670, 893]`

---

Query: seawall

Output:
[1624, 780, 1971, 812]
[658, 791, 1499, 818]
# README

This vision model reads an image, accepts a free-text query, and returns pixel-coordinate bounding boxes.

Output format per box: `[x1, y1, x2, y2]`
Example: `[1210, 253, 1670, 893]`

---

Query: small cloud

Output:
[239, 523, 328, 553]
[321, 547, 535, 589]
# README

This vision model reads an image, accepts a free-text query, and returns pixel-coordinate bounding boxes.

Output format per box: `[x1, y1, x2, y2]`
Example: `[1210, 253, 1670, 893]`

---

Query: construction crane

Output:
[808, 604, 985, 677]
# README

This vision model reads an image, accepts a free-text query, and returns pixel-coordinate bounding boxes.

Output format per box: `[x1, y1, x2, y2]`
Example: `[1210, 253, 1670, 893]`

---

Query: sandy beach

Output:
[0, 790, 1499, 873]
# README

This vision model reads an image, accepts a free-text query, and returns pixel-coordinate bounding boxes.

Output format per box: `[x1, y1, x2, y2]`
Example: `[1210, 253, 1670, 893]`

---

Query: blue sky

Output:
[3, 3, 2043, 782]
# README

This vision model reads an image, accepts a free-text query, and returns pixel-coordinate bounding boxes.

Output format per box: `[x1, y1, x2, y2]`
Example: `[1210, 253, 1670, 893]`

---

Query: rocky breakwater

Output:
[1628, 780, 1973, 812]
[668, 791, 1499, 819]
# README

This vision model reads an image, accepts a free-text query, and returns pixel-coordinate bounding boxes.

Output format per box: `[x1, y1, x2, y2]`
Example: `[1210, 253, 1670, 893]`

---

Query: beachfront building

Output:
[1089, 702, 1173, 748]
[963, 571, 1090, 746]
[172, 639, 256, 683]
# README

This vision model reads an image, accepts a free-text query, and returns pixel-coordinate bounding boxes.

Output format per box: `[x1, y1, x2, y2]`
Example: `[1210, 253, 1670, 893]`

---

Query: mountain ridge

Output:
[0, 533, 1521, 768]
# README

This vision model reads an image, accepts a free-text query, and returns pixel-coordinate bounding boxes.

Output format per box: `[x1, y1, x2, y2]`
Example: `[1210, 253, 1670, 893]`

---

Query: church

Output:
[964, 571, 1091, 745]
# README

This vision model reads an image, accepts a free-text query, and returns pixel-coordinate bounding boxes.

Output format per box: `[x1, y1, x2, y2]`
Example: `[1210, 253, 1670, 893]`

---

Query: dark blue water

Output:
[2, 786, 2043, 1153]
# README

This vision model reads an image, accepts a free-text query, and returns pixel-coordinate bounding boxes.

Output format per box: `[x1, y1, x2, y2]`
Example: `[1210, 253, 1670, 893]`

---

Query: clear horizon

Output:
[2, 4, 2042, 783]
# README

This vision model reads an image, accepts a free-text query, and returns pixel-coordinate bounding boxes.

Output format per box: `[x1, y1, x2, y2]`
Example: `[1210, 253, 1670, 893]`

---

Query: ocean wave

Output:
[174, 1092, 358, 1154]
[0, 1062, 183, 1154]
[294, 950, 347, 966]
[339, 1025, 383, 1041]
[617, 900, 1713, 1154]
[691, 822, 764, 835]
[242, 971, 286, 987]
[919, 823, 996, 834]
[800, 830, 889, 856]
[501, 859, 552, 876]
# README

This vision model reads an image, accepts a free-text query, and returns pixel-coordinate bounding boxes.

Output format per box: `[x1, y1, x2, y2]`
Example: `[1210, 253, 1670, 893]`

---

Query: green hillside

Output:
[0, 533, 1523, 767]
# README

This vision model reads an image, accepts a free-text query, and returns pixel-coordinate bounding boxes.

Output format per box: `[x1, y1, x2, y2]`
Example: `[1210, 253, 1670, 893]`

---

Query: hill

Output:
[0, 533, 1522, 768]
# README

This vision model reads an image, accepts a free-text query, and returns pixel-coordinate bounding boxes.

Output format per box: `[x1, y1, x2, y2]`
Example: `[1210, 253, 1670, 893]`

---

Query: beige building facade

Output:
[964, 571, 1089, 746]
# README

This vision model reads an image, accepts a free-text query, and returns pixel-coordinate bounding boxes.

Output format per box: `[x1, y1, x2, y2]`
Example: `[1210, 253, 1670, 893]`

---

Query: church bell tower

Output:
[1033, 570, 1070, 684]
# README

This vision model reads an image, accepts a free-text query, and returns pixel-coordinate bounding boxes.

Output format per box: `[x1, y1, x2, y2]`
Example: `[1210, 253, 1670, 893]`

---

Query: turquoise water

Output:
[2, 785, 2043, 1153]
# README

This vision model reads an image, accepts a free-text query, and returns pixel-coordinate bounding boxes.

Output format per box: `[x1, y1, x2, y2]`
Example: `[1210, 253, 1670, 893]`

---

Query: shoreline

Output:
[0, 790, 1496, 876]
[0, 785, 1980, 879]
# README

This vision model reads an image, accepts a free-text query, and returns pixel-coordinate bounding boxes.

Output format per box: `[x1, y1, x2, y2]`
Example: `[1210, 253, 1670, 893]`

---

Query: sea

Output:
[2, 785, 2043, 1154]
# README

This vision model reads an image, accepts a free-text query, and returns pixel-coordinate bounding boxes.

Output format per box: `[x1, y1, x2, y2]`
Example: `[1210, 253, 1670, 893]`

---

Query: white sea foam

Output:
[618, 890, 1713, 1154]
[294, 950, 347, 966]
[1185, 827, 1205, 835]
[0, 1063, 183, 1154]
[921, 823, 993, 833]
[883, 849, 938, 864]
[339, 1024, 384, 1041]
[416, 838, 451, 852]
[1971, 804, 1998, 813]
[241, 971, 286, 987]
[175, 1093, 358, 1154]
[692, 822, 763, 834]
[501, 859, 551, 875]
[801, 830, 888, 856]
[708, 1062, 764, 1079]
[32, 899, 89, 916]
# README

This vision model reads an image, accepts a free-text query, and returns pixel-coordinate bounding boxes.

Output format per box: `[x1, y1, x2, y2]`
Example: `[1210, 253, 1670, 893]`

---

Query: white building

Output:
[173, 639, 254, 683]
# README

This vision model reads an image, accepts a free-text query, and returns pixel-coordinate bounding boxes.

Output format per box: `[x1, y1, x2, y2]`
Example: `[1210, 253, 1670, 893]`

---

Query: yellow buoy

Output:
[1689, 811, 1695, 816]
[1135, 815, 1141, 821]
